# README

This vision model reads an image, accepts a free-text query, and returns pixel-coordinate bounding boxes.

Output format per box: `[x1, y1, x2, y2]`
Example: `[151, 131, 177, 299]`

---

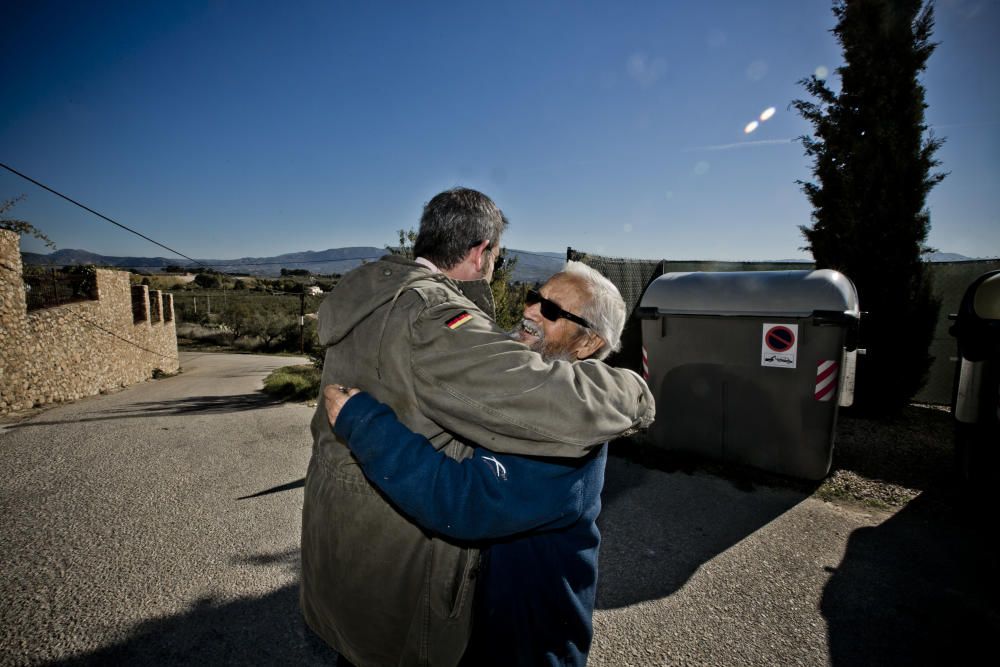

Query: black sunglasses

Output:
[525, 289, 592, 329]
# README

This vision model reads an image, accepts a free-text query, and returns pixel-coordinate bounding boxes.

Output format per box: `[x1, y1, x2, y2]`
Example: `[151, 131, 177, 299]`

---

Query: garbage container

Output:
[638, 270, 860, 480]
[949, 270, 1000, 481]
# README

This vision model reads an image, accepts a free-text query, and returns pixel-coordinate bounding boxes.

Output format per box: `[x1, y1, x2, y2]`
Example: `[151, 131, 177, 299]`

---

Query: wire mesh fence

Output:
[22, 266, 98, 311]
[568, 248, 1000, 404]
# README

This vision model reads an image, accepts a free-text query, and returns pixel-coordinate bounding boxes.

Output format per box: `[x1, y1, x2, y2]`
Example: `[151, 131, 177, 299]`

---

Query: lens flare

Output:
[815, 65, 829, 79]
[623, 223, 633, 233]
[744, 120, 759, 134]
[759, 107, 776, 121]
[694, 161, 710, 176]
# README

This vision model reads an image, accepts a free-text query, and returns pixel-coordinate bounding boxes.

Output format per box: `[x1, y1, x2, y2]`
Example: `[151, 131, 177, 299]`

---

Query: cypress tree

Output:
[793, 0, 946, 413]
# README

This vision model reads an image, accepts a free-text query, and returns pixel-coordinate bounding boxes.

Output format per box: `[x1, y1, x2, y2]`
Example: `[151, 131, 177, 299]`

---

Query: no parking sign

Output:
[761, 323, 798, 368]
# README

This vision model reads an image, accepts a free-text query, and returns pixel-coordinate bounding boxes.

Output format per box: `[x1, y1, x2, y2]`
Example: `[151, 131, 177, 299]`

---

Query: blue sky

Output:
[2, 0, 997, 262]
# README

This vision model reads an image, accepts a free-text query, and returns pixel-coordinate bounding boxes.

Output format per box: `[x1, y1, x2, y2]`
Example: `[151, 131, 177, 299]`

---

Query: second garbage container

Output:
[949, 270, 1000, 482]
[638, 269, 860, 480]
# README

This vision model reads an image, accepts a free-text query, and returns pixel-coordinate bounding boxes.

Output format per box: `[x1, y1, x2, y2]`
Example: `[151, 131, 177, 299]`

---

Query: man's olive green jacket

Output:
[300, 255, 654, 666]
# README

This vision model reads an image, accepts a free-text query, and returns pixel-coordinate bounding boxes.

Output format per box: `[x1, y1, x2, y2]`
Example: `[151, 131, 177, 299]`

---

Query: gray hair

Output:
[558, 260, 626, 360]
[413, 187, 509, 270]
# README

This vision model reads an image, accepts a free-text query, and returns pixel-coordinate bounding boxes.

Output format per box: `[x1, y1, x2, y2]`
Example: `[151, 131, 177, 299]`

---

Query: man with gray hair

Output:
[301, 188, 654, 666]
[515, 259, 626, 362]
[323, 261, 633, 666]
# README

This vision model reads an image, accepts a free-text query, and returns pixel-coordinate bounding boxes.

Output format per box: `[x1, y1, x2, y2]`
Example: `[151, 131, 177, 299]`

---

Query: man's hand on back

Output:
[324, 383, 361, 428]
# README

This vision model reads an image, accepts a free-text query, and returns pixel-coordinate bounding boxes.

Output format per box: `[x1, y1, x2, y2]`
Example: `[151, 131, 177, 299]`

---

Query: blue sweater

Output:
[333, 392, 607, 667]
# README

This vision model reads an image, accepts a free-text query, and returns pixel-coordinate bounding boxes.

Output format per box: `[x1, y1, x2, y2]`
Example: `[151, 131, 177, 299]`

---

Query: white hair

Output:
[558, 260, 626, 360]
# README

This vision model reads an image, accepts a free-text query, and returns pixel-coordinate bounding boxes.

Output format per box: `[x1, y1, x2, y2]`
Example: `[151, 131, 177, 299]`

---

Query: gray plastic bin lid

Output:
[640, 269, 860, 318]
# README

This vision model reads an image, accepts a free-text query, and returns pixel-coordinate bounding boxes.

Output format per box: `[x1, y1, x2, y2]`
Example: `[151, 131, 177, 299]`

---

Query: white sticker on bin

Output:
[761, 323, 798, 369]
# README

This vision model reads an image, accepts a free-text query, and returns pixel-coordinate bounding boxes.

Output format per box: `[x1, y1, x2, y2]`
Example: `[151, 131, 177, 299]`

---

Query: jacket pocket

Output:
[447, 546, 479, 620]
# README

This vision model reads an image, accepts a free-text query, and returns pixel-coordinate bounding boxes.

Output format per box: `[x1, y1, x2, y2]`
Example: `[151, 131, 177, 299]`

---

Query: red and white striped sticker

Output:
[815, 360, 839, 402]
[642, 346, 650, 382]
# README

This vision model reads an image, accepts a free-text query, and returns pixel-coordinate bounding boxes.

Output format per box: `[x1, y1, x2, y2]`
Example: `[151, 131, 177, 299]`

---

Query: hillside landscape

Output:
[20, 247, 569, 284]
[21, 247, 978, 286]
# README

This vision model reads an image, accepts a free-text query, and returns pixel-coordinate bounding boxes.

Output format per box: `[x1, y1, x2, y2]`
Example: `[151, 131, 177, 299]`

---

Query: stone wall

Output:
[0, 230, 179, 416]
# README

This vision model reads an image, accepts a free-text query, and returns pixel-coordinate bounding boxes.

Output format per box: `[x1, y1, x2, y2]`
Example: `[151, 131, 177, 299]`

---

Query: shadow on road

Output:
[821, 490, 997, 665]
[596, 455, 807, 609]
[8, 393, 287, 428]
[101, 393, 288, 416]
[238, 478, 305, 500]
[44, 549, 342, 667]
[45, 584, 340, 666]
[595, 403, 987, 618]
[819, 404, 997, 662]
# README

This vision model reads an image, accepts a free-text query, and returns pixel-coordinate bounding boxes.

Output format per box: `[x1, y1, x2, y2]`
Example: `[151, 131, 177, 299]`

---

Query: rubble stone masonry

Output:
[0, 230, 179, 416]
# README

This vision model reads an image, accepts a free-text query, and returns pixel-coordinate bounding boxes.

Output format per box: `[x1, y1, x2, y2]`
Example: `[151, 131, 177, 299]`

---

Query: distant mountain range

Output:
[20, 247, 568, 284]
[19, 247, 978, 284]
[924, 252, 976, 262]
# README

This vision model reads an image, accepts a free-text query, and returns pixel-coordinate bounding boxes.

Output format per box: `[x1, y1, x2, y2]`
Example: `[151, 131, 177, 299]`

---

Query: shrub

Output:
[262, 365, 321, 401]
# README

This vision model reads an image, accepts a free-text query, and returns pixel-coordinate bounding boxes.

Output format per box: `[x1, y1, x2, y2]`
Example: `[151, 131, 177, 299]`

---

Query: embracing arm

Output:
[410, 301, 655, 458]
[330, 389, 589, 542]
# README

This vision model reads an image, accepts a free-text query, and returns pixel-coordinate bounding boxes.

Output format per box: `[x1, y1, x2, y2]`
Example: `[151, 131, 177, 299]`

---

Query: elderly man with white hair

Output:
[324, 261, 632, 667]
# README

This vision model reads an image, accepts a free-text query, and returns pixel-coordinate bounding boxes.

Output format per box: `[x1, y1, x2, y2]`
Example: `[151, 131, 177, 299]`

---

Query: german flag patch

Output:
[446, 311, 473, 329]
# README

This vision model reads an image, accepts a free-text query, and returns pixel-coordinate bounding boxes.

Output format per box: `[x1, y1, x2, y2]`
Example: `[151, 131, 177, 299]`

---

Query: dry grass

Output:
[262, 364, 321, 402]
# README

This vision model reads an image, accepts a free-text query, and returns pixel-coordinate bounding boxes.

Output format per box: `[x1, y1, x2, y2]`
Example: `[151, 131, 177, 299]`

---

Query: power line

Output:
[1, 161, 208, 269]
[2, 162, 564, 268]
[165, 290, 319, 298]
[506, 248, 564, 259]
[65, 310, 179, 362]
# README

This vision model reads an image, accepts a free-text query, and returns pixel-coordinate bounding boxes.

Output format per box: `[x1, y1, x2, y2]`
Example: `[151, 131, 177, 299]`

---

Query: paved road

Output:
[0, 352, 992, 665]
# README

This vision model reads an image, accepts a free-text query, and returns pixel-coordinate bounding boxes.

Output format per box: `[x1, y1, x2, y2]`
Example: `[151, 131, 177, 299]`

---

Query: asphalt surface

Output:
[0, 351, 993, 666]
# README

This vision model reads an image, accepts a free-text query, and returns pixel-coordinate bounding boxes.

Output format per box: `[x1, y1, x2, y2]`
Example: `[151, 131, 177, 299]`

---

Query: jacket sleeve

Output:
[410, 301, 655, 458]
[334, 392, 590, 541]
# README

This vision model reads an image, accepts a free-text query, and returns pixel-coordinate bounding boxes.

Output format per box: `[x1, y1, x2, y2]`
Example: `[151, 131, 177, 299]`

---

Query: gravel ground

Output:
[615, 401, 968, 512]
[818, 403, 957, 509]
